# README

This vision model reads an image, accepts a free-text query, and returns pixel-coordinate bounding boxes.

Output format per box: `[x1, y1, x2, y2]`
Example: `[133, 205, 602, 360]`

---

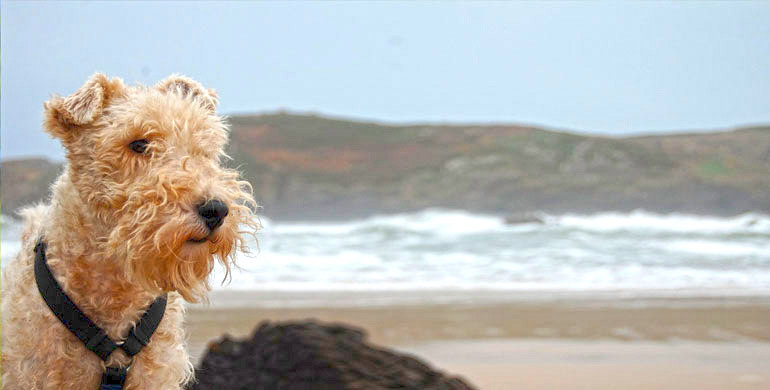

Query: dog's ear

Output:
[43, 73, 125, 140]
[156, 74, 218, 112]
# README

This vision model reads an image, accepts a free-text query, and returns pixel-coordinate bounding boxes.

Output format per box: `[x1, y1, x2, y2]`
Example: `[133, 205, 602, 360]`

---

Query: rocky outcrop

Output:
[192, 320, 477, 390]
[504, 214, 545, 225]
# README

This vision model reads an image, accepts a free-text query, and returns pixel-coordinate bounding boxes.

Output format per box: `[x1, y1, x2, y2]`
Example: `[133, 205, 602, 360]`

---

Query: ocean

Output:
[3, 209, 770, 301]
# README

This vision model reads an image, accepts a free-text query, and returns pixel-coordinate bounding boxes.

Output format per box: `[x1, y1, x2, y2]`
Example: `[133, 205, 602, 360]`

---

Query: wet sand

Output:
[186, 291, 770, 389]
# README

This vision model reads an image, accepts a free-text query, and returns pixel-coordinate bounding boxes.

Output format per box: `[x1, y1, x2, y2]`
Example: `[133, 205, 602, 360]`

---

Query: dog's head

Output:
[43, 73, 258, 301]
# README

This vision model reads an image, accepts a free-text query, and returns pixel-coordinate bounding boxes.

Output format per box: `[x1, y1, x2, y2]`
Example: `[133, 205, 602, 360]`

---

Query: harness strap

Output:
[121, 294, 167, 356]
[34, 240, 119, 361]
[33, 238, 167, 389]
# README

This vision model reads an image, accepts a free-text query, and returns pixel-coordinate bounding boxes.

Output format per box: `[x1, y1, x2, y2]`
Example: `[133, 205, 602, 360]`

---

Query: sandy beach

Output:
[402, 339, 770, 390]
[186, 291, 770, 389]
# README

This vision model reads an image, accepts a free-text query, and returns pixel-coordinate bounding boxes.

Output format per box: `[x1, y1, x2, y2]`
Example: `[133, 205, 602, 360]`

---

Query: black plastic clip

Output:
[100, 365, 129, 390]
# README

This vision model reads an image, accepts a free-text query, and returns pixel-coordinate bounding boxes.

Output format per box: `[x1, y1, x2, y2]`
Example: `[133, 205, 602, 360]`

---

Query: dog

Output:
[1, 73, 258, 389]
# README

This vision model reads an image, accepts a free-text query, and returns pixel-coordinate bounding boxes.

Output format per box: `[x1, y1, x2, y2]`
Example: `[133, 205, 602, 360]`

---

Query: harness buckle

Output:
[100, 365, 129, 390]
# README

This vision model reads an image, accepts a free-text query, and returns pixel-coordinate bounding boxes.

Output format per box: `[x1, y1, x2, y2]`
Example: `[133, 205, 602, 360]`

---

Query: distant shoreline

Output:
[3, 114, 770, 220]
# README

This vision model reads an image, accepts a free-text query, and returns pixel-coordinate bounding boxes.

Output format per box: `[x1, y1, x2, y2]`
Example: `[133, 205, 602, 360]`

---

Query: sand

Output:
[186, 291, 770, 389]
[403, 339, 770, 390]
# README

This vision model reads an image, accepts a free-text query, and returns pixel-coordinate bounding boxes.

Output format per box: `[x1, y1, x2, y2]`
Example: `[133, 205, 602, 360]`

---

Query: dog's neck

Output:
[42, 173, 161, 337]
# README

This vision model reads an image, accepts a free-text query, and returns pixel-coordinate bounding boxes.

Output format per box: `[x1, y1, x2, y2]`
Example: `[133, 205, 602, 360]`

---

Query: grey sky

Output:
[2, 1, 769, 161]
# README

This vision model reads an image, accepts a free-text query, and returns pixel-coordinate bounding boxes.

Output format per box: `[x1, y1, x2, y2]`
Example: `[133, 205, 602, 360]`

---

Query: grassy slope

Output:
[227, 113, 770, 219]
[2, 113, 769, 219]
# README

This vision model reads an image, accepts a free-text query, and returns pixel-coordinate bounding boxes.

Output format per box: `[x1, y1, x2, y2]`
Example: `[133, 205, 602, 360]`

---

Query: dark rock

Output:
[191, 320, 477, 390]
[504, 214, 545, 225]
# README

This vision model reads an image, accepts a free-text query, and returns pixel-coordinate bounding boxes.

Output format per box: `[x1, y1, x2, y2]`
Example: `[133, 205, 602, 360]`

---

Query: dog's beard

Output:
[102, 170, 259, 302]
[107, 205, 255, 302]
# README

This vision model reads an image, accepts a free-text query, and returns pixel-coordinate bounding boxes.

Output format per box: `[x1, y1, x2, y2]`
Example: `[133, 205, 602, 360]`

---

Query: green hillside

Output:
[3, 113, 769, 220]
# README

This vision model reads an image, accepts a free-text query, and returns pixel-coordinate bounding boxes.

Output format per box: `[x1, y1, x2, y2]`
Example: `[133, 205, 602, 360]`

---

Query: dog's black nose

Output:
[197, 199, 229, 232]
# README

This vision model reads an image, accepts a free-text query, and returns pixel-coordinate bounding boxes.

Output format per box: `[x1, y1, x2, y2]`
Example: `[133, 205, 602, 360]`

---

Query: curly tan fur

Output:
[1, 73, 259, 389]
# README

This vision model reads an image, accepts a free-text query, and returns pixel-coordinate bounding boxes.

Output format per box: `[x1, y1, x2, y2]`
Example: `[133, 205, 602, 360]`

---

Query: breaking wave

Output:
[4, 210, 770, 299]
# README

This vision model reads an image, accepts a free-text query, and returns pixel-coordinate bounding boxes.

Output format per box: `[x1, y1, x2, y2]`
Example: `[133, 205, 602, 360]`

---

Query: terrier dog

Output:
[1, 73, 258, 389]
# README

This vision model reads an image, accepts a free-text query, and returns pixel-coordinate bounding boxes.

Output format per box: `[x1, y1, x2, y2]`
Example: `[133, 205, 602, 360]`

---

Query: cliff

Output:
[3, 113, 769, 220]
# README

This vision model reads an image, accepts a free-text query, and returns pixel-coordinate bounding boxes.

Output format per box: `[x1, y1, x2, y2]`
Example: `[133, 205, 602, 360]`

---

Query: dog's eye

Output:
[129, 139, 149, 154]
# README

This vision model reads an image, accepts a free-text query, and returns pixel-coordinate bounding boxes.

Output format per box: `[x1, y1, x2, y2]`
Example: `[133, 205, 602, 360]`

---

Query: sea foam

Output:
[3, 210, 770, 299]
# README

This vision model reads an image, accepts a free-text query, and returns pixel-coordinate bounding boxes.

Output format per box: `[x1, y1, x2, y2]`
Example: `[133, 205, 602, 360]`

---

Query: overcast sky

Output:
[2, 1, 769, 161]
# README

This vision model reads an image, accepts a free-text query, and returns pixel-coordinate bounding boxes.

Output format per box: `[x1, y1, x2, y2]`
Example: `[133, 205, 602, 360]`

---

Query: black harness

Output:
[34, 239, 167, 390]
